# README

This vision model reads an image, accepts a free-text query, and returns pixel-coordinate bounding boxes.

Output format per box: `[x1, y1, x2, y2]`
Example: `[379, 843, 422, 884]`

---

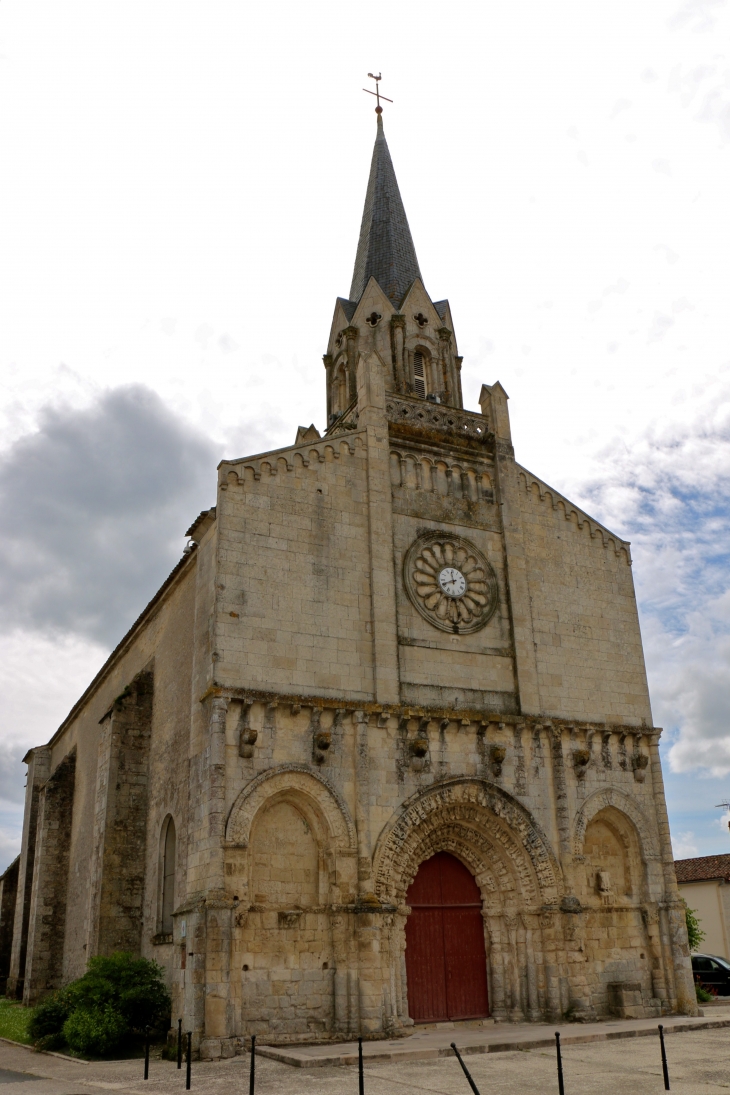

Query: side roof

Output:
[675, 854, 730, 883]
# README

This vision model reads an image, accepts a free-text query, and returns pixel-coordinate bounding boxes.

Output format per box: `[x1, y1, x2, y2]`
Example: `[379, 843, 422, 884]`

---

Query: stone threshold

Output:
[255, 1015, 730, 1068]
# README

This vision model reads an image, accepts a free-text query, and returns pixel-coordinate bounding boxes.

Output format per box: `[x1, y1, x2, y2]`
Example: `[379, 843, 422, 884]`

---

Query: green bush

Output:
[64, 953, 171, 1034]
[63, 1005, 129, 1056]
[682, 899, 706, 952]
[27, 990, 72, 1046]
[696, 983, 715, 1003]
[28, 952, 171, 1057]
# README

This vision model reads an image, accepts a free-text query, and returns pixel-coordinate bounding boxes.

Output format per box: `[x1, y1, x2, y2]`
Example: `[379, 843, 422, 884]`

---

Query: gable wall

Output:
[215, 436, 374, 701]
[516, 470, 652, 725]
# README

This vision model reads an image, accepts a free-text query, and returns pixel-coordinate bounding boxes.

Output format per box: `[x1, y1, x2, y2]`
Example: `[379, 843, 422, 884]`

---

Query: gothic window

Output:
[160, 816, 176, 935]
[413, 351, 427, 398]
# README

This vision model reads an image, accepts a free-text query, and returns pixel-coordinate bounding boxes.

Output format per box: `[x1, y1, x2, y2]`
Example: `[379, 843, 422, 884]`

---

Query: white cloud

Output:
[672, 830, 700, 859]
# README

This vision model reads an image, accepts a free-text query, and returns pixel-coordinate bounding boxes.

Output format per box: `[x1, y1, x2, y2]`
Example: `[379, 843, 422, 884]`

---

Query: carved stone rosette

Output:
[403, 532, 498, 634]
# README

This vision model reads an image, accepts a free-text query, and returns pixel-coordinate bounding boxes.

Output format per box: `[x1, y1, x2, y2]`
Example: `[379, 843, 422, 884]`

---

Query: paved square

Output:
[0, 1026, 729, 1095]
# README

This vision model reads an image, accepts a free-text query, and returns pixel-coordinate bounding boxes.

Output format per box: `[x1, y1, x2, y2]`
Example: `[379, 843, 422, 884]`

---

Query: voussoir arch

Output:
[573, 786, 659, 859]
[225, 764, 357, 852]
[372, 777, 562, 906]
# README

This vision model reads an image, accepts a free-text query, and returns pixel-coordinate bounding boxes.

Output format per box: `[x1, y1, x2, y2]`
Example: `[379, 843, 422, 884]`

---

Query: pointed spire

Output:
[349, 115, 422, 306]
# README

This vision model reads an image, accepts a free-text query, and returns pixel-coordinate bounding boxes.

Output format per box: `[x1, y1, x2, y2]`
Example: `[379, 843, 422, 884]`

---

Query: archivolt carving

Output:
[373, 778, 561, 906]
[573, 787, 658, 859]
[225, 764, 356, 852]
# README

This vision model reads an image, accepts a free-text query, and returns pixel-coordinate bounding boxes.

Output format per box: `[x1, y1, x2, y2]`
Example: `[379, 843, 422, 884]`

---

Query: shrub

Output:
[696, 983, 715, 1003]
[29, 952, 171, 1057]
[64, 952, 171, 1035]
[682, 899, 706, 952]
[27, 990, 72, 1046]
[63, 1005, 129, 1056]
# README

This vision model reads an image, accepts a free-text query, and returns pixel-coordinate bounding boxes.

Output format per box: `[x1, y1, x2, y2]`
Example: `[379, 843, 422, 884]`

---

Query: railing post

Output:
[555, 1031, 565, 1095]
[143, 1025, 150, 1080]
[659, 1024, 670, 1090]
[249, 1033, 256, 1095]
[450, 1042, 482, 1095]
[177, 1018, 182, 1069]
[185, 1031, 192, 1090]
[358, 1036, 364, 1095]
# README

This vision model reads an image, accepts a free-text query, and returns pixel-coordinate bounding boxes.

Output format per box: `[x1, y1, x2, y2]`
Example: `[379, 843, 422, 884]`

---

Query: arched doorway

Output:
[405, 852, 489, 1022]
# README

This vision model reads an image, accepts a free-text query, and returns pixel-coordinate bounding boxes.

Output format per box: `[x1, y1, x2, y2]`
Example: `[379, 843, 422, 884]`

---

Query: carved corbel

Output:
[409, 718, 431, 771]
[572, 748, 591, 780]
[632, 753, 649, 782]
[237, 701, 256, 759]
[490, 744, 506, 778]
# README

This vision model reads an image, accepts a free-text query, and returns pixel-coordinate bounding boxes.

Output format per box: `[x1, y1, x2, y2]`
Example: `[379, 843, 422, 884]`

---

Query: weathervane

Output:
[363, 72, 393, 115]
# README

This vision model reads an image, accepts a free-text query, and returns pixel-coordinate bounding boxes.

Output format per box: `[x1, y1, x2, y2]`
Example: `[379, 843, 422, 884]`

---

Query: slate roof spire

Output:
[349, 114, 422, 306]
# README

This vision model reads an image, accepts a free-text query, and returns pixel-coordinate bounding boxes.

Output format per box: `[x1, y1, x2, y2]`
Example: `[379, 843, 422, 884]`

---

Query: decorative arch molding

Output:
[372, 778, 562, 906]
[225, 764, 357, 853]
[573, 787, 659, 859]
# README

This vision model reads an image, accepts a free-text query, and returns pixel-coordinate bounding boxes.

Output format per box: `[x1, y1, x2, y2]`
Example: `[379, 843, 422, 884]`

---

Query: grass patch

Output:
[0, 999, 34, 1045]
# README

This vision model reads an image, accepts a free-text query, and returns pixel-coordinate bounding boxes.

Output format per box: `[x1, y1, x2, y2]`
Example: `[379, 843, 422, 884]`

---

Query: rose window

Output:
[402, 534, 498, 634]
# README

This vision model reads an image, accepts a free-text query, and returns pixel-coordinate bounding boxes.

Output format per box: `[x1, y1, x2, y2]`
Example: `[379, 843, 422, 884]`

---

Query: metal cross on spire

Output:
[363, 72, 393, 115]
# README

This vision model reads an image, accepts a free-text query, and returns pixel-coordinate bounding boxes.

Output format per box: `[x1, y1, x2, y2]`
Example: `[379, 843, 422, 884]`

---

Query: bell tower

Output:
[323, 112, 463, 427]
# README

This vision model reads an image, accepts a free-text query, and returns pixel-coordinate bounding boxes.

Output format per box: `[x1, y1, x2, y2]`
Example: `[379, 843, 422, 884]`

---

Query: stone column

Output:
[549, 725, 577, 898]
[485, 915, 507, 1016]
[6, 746, 50, 999]
[23, 749, 76, 1004]
[438, 327, 455, 404]
[357, 351, 400, 705]
[353, 712, 372, 895]
[86, 670, 153, 957]
[390, 315, 406, 392]
[345, 326, 359, 405]
[481, 382, 542, 715]
[648, 731, 698, 1015]
[200, 896, 235, 1059]
[0, 857, 20, 995]
[454, 356, 464, 406]
[206, 696, 230, 897]
[331, 914, 349, 1032]
[642, 903, 669, 1006]
[323, 354, 334, 422]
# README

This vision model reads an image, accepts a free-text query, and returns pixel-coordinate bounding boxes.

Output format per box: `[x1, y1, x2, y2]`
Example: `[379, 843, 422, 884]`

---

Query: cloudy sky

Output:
[1, 0, 729, 871]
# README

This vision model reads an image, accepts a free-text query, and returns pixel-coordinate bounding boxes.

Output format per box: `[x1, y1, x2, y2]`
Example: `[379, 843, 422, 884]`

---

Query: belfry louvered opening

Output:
[413, 352, 427, 398]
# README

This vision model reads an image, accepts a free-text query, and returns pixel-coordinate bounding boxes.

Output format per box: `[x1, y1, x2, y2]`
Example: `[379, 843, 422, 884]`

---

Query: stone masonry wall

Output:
[516, 467, 652, 725]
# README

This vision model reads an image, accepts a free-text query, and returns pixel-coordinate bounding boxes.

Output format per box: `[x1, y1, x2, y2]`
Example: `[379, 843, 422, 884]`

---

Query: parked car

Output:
[692, 953, 730, 995]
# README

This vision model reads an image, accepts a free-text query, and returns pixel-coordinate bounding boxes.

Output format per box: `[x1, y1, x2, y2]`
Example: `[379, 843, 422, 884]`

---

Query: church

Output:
[0, 105, 696, 1058]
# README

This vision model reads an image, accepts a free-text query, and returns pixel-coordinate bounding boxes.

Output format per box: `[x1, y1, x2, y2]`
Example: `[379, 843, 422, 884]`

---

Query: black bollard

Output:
[358, 1036, 364, 1095]
[450, 1042, 482, 1095]
[555, 1031, 565, 1095]
[185, 1031, 192, 1090]
[177, 1018, 182, 1069]
[658, 1024, 670, 1091]
[143, 1025, 150, 1080]
[249, 1034, 256, 1095]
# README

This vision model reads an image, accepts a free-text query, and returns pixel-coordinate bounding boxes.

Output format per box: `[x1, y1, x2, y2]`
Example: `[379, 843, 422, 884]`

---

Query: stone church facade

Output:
[2, 113, 696, 1056]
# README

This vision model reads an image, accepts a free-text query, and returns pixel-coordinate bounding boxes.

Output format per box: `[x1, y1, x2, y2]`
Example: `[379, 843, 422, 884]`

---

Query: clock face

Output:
[438, 567, 466, 598]
[403, 533, 499, 634]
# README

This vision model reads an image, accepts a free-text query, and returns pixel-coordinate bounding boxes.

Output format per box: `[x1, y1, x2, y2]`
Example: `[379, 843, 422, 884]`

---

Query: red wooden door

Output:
[405, 852, 489, 1022]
